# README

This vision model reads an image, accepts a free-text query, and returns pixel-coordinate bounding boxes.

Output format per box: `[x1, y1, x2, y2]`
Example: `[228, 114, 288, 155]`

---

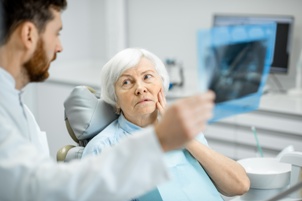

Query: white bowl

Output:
[237, 157, 291, 189]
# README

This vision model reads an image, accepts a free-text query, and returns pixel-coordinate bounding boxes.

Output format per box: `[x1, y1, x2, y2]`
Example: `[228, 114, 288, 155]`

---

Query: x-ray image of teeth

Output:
[197, 23, 276, 122]
[207, 40, 266, 103]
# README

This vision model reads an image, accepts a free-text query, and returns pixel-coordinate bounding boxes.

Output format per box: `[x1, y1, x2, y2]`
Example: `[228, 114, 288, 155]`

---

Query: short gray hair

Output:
[100, 48, 170, 107]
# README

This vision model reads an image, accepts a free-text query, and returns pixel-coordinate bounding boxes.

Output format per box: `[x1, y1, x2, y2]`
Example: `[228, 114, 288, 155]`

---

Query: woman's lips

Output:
[136, 99, 153, 105]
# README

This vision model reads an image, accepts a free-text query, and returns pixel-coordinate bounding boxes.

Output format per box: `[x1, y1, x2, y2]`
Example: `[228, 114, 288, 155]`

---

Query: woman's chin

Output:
[136, 108, 157, 116]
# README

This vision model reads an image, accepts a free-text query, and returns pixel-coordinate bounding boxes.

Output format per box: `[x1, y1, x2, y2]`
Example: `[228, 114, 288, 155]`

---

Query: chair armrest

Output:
[57, 145, 84, 162]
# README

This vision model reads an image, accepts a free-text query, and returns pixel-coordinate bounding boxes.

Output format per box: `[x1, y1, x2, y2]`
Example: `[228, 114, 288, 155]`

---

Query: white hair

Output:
[100, 48, 170, 107]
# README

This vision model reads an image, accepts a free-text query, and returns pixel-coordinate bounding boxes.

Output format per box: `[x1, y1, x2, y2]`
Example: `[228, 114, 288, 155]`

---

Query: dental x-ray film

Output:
[197, 23, 276, 122]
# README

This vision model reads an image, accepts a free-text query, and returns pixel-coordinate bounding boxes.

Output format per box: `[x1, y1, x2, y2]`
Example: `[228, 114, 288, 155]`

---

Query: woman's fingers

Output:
[157, 89, 166, 116]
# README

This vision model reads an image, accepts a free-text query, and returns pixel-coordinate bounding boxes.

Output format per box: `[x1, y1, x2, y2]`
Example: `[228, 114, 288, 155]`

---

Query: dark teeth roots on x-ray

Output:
[197, 24, 276, 122]
[207, 40, 266, 103]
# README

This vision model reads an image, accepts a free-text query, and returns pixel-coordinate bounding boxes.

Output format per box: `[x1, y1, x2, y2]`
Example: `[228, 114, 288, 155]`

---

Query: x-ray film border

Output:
[196, 24, 277, 122]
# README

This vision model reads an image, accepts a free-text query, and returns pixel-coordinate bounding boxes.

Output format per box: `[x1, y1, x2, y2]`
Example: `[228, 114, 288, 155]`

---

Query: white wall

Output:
[58, 0, 128, 63]
[55, 0, 302, 93]
[127, 0, 302, 93]
[58, 0, 106, 62]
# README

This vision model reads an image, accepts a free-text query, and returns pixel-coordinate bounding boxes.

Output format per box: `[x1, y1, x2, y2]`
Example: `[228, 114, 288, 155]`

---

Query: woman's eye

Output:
[144, 74, 152, 80]
[122, 80, 129, 85]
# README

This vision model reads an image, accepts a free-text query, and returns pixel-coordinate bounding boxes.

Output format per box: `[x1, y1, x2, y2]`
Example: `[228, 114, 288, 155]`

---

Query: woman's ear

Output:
[115, 103, 121, 114]
[115, 106, 121, 115]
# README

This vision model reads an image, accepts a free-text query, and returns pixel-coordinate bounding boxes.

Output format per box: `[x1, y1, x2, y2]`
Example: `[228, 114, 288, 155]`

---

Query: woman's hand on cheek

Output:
[156, 89, 166, 116]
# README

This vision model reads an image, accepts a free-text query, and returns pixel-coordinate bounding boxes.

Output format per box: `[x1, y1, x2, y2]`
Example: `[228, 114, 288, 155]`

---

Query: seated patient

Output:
[82, 48, 250, 200]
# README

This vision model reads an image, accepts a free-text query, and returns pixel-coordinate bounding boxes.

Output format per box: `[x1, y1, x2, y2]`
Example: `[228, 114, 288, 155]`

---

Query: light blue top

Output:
[82, 114, 223, 201]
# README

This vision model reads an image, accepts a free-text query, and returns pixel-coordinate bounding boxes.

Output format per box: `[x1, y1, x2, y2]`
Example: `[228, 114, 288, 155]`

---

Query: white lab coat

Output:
[0, 67, 169, 201]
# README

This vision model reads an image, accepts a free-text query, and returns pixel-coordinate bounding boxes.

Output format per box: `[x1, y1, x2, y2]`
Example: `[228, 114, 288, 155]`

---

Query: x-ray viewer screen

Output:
[207, 39, 266, 103]
[213, 14, 293, 74]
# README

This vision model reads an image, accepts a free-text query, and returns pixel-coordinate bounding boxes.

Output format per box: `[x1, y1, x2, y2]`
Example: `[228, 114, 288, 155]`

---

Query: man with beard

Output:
[24, 39, 53, 82]
[0, 0, 216, 200]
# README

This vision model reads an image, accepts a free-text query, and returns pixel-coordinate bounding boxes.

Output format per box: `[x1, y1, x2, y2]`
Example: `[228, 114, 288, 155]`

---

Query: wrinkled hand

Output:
[156, 89, 166, 116]
[155, 91, 215, 152]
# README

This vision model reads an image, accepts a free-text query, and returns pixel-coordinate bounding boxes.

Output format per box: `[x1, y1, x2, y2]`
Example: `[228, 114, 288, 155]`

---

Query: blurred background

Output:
[23, 0, 302, 163]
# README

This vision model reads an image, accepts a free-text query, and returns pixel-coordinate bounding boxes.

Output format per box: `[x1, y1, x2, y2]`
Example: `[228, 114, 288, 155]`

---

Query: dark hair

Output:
[0, 0, 67, 45]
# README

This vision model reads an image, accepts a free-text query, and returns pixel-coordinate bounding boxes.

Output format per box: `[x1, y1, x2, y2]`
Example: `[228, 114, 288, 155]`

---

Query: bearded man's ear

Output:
[19, 22, 39, 52]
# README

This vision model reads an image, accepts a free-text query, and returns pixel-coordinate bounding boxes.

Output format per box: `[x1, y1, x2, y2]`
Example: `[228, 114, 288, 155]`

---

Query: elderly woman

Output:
[82, 48, 250, 200]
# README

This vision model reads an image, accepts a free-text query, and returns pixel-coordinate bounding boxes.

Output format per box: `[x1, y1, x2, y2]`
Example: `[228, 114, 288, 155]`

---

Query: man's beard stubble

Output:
[23, 39, 56, 82]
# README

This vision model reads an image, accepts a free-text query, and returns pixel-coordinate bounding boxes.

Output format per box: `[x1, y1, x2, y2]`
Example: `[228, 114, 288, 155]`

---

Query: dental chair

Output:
[56, 86, 118, 162]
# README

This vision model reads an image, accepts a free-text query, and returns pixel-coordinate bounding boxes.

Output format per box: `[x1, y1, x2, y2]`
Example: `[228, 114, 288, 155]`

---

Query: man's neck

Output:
[0, 45, 29, 90]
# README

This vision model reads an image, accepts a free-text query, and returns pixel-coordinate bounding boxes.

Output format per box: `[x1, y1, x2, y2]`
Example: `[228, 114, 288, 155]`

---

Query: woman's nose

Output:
[135, 84, 147, 95]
